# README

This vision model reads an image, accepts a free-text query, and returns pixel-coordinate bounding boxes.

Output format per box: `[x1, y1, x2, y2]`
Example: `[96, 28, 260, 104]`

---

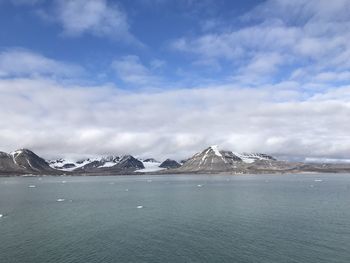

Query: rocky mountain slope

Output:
[0, 149, 59, 175]
[172, 146, 277, 173]
[48, 155, 146, 175]
[159, 159, 181, 169]
[166, 145, 350, 174]
[1, 146, 350, 176]
[47, 155, 183, 174]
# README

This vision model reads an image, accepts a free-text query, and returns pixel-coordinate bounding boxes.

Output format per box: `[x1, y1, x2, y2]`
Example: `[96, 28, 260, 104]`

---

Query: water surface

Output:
[1, 174, 350, 263]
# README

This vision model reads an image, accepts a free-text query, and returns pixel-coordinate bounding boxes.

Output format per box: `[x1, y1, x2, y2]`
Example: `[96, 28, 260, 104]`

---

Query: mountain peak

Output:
[209, 145, 222, 157]
[4, 148, 57, 174]
[159, 159, 181, 169]
[10, 148, 35, 156]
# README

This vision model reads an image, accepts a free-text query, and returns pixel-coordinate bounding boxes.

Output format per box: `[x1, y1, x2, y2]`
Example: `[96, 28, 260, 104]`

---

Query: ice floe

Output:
[56, 199, 65, 202]
[137, 205, 143, 209]
[28, 185, 36, 188]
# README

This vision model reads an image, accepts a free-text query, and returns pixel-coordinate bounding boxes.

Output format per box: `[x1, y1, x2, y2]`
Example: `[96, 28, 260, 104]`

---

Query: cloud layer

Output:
[1, 0, 350, 162]
[171, 0, 350, 86]
[0, 49, 83, 78]
[1, 76, 350, 161]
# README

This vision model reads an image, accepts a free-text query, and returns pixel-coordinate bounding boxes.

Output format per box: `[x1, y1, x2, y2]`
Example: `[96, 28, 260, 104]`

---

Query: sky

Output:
[0, 0, 350, 162]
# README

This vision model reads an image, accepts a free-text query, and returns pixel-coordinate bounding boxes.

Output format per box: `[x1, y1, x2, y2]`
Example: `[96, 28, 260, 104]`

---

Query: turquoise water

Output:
[0, 174, 350, 263]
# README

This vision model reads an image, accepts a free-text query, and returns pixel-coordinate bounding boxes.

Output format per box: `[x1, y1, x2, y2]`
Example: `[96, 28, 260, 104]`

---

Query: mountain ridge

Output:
[1, 146, 350, 176]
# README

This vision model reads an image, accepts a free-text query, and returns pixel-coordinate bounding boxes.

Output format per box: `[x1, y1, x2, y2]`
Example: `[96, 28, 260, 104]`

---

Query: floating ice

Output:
[147, 180, 152, 183]
[0, 214, 3, 218]
[137, 206, 143, 209]
[62, 181, 67, 184]
[28, 185, 36, 188]
[314, 179, 323, 182]
[197, 184, 203, 187]
[125, 189, 129, 191]
[56, 199, 65, 202]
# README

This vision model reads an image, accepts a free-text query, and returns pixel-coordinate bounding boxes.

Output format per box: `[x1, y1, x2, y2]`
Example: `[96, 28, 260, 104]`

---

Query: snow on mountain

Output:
[232, 152, 276, 163]
[179, 146, 239, 172]
[3, 146, 350, 175]
[210, 145, 222, 157]
[46, 145, 276, 174]
[49, 155, 162, 172]
[48, 158, 94, 171]
[136, 158, 165, 172]
[0, 149, 58, 174]
[178, 145, 277, 172]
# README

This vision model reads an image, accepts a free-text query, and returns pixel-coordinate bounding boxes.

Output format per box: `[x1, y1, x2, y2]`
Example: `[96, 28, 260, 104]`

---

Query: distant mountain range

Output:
[1, 146, 350, 176]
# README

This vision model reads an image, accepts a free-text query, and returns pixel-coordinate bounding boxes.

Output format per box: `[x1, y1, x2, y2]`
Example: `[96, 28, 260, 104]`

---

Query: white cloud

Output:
[39, 0, 140, 44]
[232, 52, 285, 85]
[1, 0, 350, 163]
[7, 0, 141, 44]
[171, 0, 350, 87]
[0, 49, 83, 78]
[112, 55, 160, 86]
[1, 77, 350, 161]
[150, 59, 166, 70]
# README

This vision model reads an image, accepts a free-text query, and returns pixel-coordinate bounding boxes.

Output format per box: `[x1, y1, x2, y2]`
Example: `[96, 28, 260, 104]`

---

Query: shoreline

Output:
[0, 170, 347, 178]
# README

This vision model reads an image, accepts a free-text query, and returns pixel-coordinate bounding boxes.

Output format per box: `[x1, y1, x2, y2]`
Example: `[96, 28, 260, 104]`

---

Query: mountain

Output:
[176, 146, 241, 172]
[143, 158, 158, 163]
[159, 159, 181, 169]
[0, 149, 59, 175]
[0, 151, 26, 174]
[48, 155, 171, 174]
[48, 156, 124, 172]
[49, 155, 145, 175]
[117, 155, 144, 170]
[136, 158, 165, 173]
[172, 145, 293, 174]
[2, 146, 350, 176]
[232, 152, 276, 163]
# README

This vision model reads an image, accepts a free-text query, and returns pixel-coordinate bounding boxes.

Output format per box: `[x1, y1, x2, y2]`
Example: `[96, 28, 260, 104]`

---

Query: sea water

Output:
[0, 174, 350, 263]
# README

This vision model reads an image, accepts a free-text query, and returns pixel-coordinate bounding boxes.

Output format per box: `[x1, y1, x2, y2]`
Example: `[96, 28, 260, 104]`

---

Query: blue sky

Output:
[0, 0, 350, 161]
[0, 0, 266, 87]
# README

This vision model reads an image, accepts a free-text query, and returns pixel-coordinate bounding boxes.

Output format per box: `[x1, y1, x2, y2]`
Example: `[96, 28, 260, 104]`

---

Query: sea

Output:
[0, 174, 350, 263]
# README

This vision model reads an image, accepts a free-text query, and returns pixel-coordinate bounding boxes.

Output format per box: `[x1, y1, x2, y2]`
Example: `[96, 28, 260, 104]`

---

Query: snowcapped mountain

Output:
[2, 145, 350, 176]
[178, 145, 240, 172]
[0, 149, 58, 175]
[136, 158, 165, 172]
[177, 145, 277, 173]
[231, 152, 276, 163]
[48, 156, 122, 171]
[48, 155, 183, 174]
[0, 146, 283, 175]
[48, 155, 144, 174]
